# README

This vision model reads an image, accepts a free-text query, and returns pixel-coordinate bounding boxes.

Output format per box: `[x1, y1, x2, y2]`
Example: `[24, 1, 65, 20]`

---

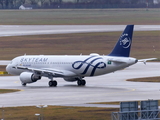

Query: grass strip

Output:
[0, 106, 118, 120]
[0, 31, 159, 60]
[0, 9, 159, 25]
[127, 76, 160, 82]
[0, 89, 20, 94]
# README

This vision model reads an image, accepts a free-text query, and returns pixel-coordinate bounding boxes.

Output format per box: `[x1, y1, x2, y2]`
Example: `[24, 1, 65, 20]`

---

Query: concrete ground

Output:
[0, 62, 159, 107]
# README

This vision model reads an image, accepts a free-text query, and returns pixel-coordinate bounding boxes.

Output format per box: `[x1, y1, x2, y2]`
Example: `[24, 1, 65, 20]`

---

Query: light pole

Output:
[36, 105, 48, 120]
[1, 106, 4, 120]
[35, 113, 40, 120]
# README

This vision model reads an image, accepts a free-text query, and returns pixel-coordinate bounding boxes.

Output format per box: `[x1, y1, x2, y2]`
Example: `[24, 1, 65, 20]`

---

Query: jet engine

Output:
[20, 72, 41, 84]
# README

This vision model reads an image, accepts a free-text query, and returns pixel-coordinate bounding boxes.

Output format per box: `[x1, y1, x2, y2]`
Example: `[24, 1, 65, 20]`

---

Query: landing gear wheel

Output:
[81, 80, 86, 86]
[22, 83, 26, 86]
[77, 80, 86, 86]
[53, 81, 57, 86]
[49, 81, 57, 87]
[77, 80, 82, 86]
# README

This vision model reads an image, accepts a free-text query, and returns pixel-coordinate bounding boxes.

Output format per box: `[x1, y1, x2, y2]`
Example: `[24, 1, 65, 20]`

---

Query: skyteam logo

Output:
[120, 33, 131, 48]
[72, 56, 106, 76]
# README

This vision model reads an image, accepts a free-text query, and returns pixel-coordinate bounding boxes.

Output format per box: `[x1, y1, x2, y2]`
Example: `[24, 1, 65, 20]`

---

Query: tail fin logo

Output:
[120, 34, 131, 48]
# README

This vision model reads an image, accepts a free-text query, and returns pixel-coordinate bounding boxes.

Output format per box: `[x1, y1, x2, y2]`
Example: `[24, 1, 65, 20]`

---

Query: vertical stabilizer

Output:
[108, 25, 134, 57]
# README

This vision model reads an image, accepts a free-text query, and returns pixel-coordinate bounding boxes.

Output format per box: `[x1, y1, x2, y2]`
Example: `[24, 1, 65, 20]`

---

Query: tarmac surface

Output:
[0, 25, 159, 107]
[0, 62, 160, 107]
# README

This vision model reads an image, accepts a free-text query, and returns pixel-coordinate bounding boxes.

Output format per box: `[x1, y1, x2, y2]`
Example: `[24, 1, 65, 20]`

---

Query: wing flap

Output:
[14, 66, 76, 77]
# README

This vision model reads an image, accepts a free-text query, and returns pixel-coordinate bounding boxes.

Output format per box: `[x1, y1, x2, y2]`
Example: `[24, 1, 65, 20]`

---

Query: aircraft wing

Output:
[14, 66, 76, 77]
[138, 58, 157, 64]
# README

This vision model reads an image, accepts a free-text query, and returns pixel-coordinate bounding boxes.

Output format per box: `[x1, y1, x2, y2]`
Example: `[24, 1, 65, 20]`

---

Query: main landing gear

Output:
[77, 79, 86, 86]
[48, 80, 57, 87]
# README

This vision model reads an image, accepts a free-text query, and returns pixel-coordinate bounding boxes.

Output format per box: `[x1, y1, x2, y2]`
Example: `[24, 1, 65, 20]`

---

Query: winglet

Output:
[108, 25, 134, 57]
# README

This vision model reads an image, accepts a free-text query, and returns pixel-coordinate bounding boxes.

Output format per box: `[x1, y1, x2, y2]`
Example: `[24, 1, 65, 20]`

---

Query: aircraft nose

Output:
[6, 64, 11, 74]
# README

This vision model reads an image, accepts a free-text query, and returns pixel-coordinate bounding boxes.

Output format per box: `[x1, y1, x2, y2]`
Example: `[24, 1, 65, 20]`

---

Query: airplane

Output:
[6, 25, 156, 87]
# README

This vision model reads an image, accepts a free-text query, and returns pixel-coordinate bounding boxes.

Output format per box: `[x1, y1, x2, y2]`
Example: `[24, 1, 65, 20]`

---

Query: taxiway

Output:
[0, 25, 159, 107]
[0, 62, 160, 107]
[0, 25, 160, 37]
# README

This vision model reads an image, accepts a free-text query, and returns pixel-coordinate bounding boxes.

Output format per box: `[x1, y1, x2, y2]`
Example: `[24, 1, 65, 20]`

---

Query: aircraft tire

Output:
[53, 81, 57, 87]
[81, 80, 86, 86]
[77, 80, 82, 86]
[49, 81, 57, 87]
[49, 81, 53, 87]
[77, 80, 86, 86]
[22, 83, 26, 86]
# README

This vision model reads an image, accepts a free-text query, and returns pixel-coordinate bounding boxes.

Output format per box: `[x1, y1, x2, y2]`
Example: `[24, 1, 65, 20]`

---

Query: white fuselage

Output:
[6, 54, 137, 77]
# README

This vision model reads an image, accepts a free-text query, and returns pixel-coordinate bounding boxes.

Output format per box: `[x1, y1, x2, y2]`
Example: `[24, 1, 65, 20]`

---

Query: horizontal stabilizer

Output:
[138, 58, 157, 64]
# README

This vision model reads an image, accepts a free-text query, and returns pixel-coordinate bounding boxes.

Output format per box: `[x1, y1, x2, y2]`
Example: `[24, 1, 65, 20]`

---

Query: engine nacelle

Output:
[64, 77, 78, 82]
[20, 72, 41, 84]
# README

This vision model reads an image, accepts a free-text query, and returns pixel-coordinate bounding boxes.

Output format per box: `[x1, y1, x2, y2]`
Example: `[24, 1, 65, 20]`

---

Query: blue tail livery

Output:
[109, 25, 134, 57]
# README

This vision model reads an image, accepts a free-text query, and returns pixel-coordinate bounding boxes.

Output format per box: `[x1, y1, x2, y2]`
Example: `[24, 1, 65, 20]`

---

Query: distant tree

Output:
[48, 0, 57, 6]
[0, 0, 11, 9]
[131, 0, 139, 4]
[21, 0, 26, 4]
[37, 0, 46, 6]
[90, 0, 121, 4]
[40, 0, 46, 4]
[148, 0, 154, 4]
[11, 0, 26, 8]
[76, 0, 80, 3]
[9, 0, 14, 8]
[0, 0, 4, 8]
[4, 0, 9, 8]
[58, 0, 62, 4]
[30, 0, 37, 5]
